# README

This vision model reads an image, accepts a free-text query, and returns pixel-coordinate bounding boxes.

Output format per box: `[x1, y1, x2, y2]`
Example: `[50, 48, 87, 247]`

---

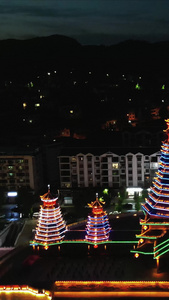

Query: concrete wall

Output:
[0, 223, 12, 246]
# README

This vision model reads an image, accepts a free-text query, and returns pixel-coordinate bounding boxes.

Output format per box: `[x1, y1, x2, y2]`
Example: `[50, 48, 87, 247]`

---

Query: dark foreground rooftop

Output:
[1, 214, 169, 291]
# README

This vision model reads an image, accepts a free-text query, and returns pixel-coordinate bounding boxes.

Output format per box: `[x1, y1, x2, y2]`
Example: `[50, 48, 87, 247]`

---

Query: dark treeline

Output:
[1, 35, 169, 80]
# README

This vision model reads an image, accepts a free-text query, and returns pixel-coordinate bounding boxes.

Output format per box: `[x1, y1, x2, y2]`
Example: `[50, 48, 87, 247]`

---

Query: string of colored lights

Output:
[30, 240, 138, 247]
[132, 119, 169, 261]
[0, 285, 51, 299]
[32, 187, 66, 248]
[132, 240, 169, 259]
[85, 194, 111, 246]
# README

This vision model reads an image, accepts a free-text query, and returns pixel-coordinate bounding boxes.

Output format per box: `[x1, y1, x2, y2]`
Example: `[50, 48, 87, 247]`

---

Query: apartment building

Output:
[58, 147, 161, 189]
[0, 148, 43, 192]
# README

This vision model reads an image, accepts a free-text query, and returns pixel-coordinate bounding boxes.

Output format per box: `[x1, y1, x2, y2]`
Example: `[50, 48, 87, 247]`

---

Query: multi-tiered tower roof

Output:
[132, 119, 169, 263]
[85, 193, 111, 247]
[31, 186, 66, 250]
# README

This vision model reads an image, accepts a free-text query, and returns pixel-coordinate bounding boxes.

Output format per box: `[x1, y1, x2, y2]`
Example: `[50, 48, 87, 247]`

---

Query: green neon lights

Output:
[30, 240, 138, 247]
[30, 236, 169, 260]
[153, 243, 169, 258]
[155, 247, 169, 258]
[131, 239, 169, 259]
[140, 222, 169, 226]
[136, 235, 157, 240]
[131, 249, 154, 255]
[154, 238, 169, 250]
[135, 83, 141, 90]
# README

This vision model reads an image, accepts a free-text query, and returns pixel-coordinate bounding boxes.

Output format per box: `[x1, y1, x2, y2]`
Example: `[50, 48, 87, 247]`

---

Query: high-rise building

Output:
[0, 147, 43, 192]
[58, 148, 161, 189]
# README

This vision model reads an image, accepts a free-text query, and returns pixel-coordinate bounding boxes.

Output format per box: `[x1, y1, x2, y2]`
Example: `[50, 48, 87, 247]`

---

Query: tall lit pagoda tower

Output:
[132, 119, 169, 268]
[85, 193, 111, 248]
[31, 186, 66, 250]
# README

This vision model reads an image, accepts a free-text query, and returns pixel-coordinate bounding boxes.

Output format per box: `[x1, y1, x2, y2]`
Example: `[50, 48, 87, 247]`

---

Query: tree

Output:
[141, 189, 148, 201]
[134, 189, 148, 212]
[73, 188, 96, 218]
[0, 188, 6, 207]
[17, 188, 37, 217]
[134, 192, 141, 212]
[100, 188, 111, 208]
[115, 187, 128, 212]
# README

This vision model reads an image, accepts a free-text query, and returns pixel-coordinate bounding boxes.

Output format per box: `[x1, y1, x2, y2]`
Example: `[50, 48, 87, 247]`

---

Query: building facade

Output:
[58, 149, 161, 189]
[0, 149, 43, 192]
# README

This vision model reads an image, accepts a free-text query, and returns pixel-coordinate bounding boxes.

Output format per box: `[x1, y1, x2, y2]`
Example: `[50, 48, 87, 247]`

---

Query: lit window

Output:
[19, 179, 24, 182]
[65, 183, 71, 188]
[35, 103, 40, 107]
[17, 159, 24, 163]
[8, 166, 13, 170]
[151, 162, 158, 169]
[112, 163, 119, 169]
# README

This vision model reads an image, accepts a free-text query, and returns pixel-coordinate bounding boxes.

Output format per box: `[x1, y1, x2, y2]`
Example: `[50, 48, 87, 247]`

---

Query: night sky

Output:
[1, 0, 169, 45]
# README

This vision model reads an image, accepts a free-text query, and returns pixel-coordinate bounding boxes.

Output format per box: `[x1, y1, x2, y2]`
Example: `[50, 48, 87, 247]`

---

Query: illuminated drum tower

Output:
[31, 186, 66, 250]
[85, 193, 111, 248]
[132, 119, 169, 268]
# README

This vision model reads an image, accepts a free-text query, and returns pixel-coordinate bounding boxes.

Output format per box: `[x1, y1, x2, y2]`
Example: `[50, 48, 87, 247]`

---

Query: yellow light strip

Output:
[0, 285, 51, 299]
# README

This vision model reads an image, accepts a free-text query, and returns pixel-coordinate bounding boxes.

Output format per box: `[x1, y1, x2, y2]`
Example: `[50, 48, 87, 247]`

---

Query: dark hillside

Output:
[0, 36, 169, 80]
